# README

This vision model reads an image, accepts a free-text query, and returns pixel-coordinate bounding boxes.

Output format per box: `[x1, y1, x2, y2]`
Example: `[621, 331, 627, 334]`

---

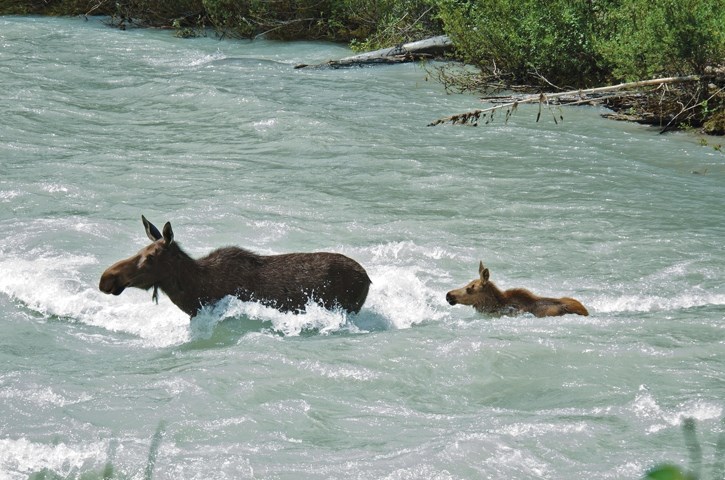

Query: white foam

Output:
[0, 253, 189, 348]
[191, 296, 351, 338]
[364, 265, 448, 330]
[589, 292, 725, 314]
[480, 444, 549, 478]
[501, 421, 588, 438]
[0, 250, 448, 345]
[631, 385, 723, 434]
[0, 437, 106, 480]
[368, 240, 457, 262]
[0, 190, 22, 201]
[253, 118, 278, 131]
[0, 384, 91, 410]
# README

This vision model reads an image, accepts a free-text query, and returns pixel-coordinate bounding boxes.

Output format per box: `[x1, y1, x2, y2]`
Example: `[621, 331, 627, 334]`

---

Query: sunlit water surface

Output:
[1, 16, 724, 480]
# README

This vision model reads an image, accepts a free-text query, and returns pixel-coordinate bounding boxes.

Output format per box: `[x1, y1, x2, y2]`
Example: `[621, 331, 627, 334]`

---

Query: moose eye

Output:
[466, 286, 474, 294]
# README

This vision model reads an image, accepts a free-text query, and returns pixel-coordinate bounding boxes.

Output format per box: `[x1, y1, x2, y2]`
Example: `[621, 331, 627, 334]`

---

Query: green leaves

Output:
[440, 0, 725, 88]
[644, 464, 696, 480]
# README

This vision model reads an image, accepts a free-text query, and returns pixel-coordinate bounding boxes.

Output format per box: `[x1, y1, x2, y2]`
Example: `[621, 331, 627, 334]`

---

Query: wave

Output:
[0, 251, 447, 348]
[0, 437, 108, 480]
[630, 385, 723, 434]
[2, 247, 722, 348]
[588, 292, 725, 314]
[0, 253, 189, 348]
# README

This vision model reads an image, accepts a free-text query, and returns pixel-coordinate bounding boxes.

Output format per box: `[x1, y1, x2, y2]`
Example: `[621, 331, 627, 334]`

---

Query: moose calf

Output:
[446, 261, 588, 317]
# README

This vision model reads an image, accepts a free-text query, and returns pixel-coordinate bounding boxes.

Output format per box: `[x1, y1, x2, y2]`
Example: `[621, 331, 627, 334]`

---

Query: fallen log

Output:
[294, 35, 453, 69]
[428, 75, 704, 127]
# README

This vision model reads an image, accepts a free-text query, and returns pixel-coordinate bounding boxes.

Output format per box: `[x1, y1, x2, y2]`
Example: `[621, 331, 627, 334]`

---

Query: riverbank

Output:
[602, 70, 725, 136]
[3, 0, 722, 135]
[429, 64, 725, 137]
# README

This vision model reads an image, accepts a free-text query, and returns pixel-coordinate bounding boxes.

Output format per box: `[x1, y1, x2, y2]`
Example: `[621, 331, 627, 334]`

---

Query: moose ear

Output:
[478, 261, 489, 282]
[142, 215, 162, 241]
[162, 222, 174, 245]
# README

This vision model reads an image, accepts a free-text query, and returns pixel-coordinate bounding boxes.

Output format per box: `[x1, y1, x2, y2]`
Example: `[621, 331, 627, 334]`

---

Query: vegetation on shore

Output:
[435, 0, 725, 134]
[1, 0, 723, 133]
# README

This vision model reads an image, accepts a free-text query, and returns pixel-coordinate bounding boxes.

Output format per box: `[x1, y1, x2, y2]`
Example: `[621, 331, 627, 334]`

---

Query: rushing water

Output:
[1, 16, 724, 480]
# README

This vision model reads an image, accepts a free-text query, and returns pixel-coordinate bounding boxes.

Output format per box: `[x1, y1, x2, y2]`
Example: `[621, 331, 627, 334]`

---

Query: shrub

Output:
[438, 0, 609, 89]
[203, 0, 338, 40]
[338, 0, 441, 51]
[200, 0, 440, 44]
[596, 0, 725, 81]
[112, 0, 205, 28]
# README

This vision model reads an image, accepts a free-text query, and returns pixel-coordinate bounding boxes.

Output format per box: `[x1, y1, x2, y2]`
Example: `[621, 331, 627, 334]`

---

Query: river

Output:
[1, 16, 723, 480]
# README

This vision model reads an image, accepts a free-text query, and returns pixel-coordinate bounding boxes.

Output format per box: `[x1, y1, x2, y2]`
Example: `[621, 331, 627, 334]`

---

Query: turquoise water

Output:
[1, 16, 724, 479]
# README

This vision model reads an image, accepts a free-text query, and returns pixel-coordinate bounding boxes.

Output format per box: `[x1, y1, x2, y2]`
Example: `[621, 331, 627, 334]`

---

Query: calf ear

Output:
[142, 215, 162, 241]
[478, 261, 489, 282]
[162, 222, 174, 245]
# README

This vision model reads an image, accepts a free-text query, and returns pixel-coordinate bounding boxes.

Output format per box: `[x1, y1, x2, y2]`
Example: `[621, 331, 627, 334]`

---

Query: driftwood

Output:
[295, 35, 453, 69]
[428, 75, 705, 127]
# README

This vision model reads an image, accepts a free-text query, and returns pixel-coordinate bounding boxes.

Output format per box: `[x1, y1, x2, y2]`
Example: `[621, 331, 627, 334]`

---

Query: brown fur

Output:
[446, 261, 588, 317]
[99, 216, 371, 317]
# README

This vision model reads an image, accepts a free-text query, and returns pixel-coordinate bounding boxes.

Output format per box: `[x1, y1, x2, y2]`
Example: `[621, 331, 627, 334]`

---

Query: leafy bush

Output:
[0, 0, 113, 15]
[338, 0, 441, 51]
[439, 0, 725, 88]
[203, 0, 337, 40]
[112, 0, 205, 28]
[438, 0, 610, 89]
[199, 0, 440, 44]
[596, 0, 725, 81]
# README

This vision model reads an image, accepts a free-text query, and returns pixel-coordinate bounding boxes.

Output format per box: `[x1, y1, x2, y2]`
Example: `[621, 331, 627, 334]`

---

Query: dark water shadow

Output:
[347, 309, 392, 333]
[180, 315, 277, 350]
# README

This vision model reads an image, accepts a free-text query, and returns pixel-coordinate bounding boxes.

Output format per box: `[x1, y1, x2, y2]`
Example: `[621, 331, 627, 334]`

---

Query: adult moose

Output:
[99, 216, 371, 316]
[446, 261, 588, 317]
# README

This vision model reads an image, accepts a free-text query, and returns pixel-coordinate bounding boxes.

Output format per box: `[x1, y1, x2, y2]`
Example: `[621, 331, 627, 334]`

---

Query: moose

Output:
[99, 216, 371, 317]
[446, 261, 589, 317]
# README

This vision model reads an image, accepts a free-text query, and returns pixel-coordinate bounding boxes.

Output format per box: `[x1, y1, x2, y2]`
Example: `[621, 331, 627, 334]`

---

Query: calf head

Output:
[99, 216, 175, 297]
[446, 261, 491, 307]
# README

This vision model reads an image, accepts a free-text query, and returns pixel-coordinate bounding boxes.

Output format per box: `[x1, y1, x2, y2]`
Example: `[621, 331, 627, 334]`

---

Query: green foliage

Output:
[199, 0, 440, 43]
[596, 0, 725, 81]
[202, 0, 338, 40]
[340, 0, 441, 52]
[439, 0, 725, 88]
[643, 464, 696, 480]
[111, 0, 205, 29]
[0, 0, 111, 15]
[201, 0, 259, 38]
[436, 0, 520, 77]
[438, 0, 610, 88]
